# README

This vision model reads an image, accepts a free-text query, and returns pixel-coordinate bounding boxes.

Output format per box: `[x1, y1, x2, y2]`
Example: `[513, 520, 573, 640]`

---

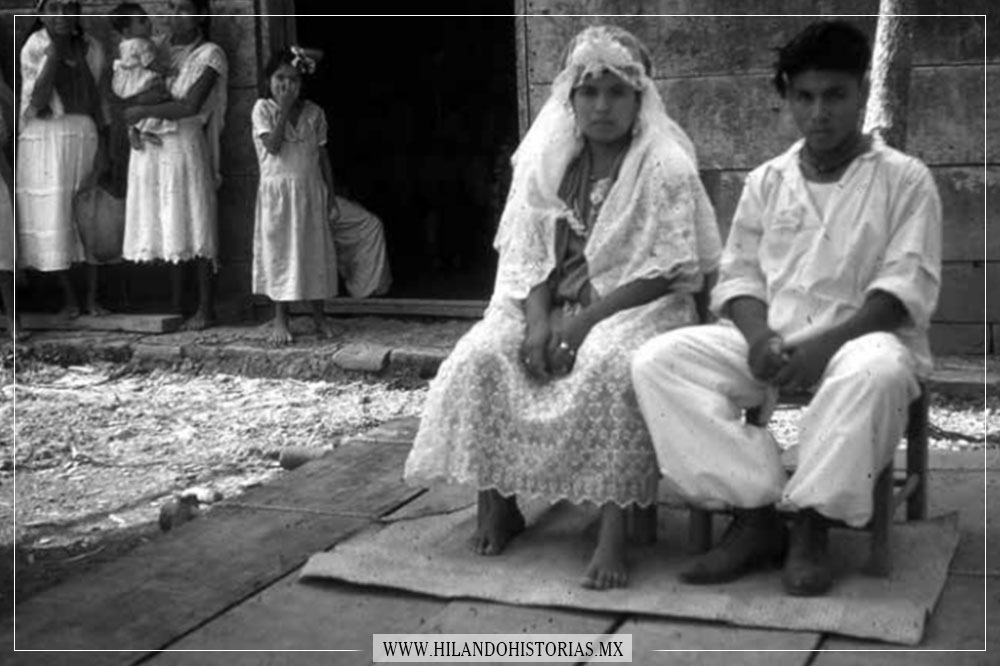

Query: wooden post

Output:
[514, 1, 531, 139]
[862, 0, 914, 150]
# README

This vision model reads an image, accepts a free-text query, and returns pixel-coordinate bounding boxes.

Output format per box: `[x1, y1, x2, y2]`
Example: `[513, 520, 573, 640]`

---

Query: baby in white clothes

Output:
[111, 2, 176, 149]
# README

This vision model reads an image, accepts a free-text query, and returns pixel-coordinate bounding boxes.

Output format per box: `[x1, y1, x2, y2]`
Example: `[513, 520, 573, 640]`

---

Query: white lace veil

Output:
[492, 25, 720, 304]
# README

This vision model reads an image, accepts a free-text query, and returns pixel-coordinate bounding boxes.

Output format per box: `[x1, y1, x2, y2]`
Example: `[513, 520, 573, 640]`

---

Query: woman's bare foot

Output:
[313, 315, 336, 340]
[6, 316, 27, 342]
[310, 301, 334, 340]
[86, 302, 112, 316]
[269, 318, 294, 345]
[471, 489, 525, 556]
[582, 503, 628, 590]
[181, 309, 214, 332]
[57, 304, 81, 320]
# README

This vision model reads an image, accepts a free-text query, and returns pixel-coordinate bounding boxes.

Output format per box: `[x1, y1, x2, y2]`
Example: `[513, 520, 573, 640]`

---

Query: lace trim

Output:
[405, 472, 660, 509]
[123, 252, 219, 272]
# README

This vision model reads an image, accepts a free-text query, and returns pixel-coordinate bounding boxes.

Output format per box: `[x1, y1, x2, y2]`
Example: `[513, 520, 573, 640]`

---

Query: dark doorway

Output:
[292, 7, 520, 300]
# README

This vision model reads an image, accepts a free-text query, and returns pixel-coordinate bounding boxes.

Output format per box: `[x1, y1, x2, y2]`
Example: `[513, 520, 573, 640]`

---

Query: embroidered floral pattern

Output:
[405, 296, 698, 507]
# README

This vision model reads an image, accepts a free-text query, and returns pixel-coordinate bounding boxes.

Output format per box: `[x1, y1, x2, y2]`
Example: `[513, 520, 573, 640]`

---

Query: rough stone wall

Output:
[3, 2, 993, 355]
[522, 0, 995, 355]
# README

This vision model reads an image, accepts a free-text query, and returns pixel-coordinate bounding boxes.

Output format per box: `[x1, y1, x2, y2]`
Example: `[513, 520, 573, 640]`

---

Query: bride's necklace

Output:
[586, 142, 628, 208]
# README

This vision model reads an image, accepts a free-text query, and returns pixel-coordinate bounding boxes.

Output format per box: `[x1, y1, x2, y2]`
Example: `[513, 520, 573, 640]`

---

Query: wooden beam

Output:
[290, 298, 487, 319]
[21, 313, 184, 334]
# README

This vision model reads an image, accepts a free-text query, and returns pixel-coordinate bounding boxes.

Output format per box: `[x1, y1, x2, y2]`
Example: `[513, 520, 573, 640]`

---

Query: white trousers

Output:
[631, 323, 920, 527]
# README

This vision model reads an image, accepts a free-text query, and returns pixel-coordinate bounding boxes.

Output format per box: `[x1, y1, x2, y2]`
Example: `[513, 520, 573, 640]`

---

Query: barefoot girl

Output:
[251, 47, 339, 344]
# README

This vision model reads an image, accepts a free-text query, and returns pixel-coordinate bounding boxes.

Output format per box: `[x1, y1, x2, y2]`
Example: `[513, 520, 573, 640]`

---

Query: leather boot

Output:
[782, 509, 833, 596]
[680, 507, 788, 584]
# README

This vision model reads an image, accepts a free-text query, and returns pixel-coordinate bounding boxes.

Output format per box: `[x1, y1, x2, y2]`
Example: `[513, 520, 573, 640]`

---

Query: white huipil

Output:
[631, 138, 942, 527]
[15, 29, 104, 271]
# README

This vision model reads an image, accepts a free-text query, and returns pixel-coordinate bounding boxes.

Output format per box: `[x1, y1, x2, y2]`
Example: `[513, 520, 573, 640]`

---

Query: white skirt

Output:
[405, 295, 698, 507]
[123, 118, 217, 264]
[332, 196, 392, 298]
[15, 114, 97, 271]
[253, 174, 338, 302]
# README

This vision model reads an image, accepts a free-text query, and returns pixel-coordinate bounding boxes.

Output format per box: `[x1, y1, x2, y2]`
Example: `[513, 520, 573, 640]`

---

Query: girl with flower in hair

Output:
[405, 25, 721, 589]
[251, 47, 339, 344]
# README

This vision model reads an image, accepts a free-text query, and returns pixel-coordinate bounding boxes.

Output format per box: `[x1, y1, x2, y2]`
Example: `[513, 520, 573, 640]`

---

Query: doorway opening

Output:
[292, 7, 520, 301]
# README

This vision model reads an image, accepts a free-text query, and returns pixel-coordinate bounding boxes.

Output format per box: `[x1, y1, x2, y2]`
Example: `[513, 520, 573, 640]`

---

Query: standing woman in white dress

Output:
[0, 66, 20, 340]
[121, 0, 227, 330]
[16, 0, 109, 317]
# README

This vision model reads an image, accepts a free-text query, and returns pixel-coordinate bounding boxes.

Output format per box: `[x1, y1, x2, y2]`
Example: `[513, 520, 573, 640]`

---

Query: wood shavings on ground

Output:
[0, 355, 994, 611]
[3, 361, 428, 552]
[754, 394, 997, 452]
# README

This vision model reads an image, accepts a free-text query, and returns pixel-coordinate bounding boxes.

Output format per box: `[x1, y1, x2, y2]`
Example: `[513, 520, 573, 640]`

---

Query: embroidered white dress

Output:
[251, 99, 337, 301]
[15, 29, 103, 271]
[123, 40, 227, 265]
[405, 135, 720, 507]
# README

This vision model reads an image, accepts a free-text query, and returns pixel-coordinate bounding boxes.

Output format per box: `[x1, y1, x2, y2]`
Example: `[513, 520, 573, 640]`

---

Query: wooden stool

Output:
[684, 384, 929, 576]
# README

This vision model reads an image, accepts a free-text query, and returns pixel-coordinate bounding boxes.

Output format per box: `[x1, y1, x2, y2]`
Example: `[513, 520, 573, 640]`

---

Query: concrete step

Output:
[9, 326, 996, 398]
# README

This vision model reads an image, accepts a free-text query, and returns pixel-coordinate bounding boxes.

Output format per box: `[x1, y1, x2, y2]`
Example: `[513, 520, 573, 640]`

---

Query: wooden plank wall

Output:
[0, 0, 264, 303]
[524, 0, 995, 355]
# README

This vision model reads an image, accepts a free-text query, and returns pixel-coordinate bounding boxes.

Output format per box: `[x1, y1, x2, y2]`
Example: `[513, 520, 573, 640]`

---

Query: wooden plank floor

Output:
[7, 418, 986, 663]
[139, 484, 821, 663]
[4, 437, 422, 664]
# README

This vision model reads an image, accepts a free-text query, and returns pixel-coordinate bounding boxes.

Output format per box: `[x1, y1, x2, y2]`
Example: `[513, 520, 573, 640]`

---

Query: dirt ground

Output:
[0, 354, 428, 615]
[1, 350, 996, 617]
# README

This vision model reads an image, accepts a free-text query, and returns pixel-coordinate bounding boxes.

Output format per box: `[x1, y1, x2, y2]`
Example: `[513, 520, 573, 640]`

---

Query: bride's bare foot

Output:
[582, 503, 628, 590]
[471, 489, 525, 556]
